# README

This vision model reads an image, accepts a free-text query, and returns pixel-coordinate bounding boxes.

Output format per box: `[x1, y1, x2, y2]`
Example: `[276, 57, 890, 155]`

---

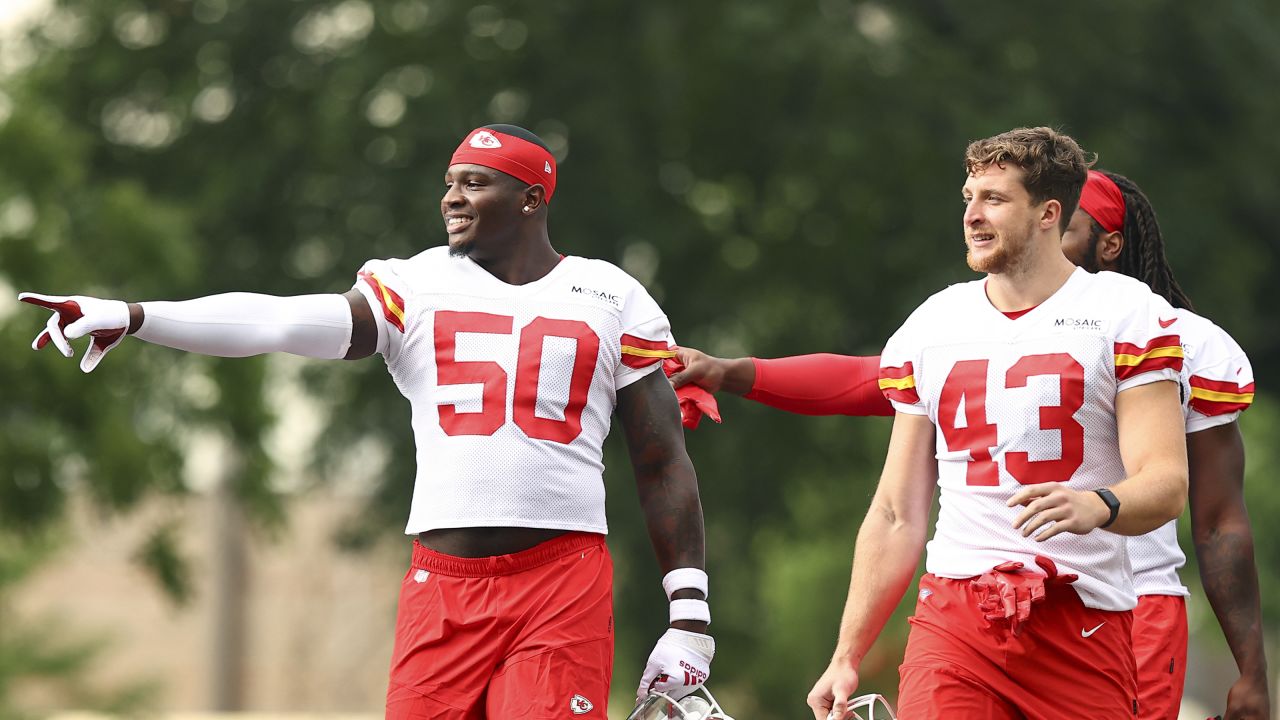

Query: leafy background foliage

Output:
[1, 0, 1277, 716]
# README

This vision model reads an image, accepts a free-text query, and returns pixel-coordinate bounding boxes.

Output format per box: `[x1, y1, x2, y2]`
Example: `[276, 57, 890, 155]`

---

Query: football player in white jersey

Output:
[674, 168, 1269, 719]
[19, 124, 715, 718]
[1062, 170, 1267, 720]
[804, 127, 1189, 719]
[673, 169, 1269, 719]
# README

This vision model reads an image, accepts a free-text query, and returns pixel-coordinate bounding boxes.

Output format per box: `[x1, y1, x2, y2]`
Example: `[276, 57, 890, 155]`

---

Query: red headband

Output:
[1078, 170, 1125, 234]
[450, 128, 557, 202]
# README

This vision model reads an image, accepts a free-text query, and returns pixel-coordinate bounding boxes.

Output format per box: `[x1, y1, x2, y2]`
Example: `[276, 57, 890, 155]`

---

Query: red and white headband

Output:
[1078, 170, 1125, 234]
[450, 128, 558, 202]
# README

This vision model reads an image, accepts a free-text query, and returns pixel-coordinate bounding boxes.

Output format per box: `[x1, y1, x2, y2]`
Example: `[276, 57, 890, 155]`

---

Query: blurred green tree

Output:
[1, 0, 1277, 716]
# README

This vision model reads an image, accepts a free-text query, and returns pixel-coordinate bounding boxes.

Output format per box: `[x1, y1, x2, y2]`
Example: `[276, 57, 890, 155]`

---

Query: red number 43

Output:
[938, 354, 1084, 486]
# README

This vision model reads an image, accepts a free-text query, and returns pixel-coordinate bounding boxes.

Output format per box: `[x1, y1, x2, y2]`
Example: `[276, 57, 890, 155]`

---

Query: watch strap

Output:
[1094, 488, 1120, 529]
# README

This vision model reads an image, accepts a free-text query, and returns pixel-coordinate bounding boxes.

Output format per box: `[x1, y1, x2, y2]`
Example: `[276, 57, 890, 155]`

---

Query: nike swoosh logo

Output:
[1081, 622, 1106, 638]
[1158, 317, 1176, 328]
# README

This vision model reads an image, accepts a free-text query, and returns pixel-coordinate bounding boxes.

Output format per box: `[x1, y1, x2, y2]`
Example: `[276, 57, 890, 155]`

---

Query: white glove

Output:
[19, 292, 130, 373]
[636, 628, 714, 703]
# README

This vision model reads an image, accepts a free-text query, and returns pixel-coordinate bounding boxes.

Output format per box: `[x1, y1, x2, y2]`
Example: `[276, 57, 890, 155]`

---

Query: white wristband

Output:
[662, 567, 709, 601]
[669, 598, 711, 625]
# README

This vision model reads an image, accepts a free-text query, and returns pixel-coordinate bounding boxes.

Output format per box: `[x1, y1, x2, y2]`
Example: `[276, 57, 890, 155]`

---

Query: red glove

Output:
[663, 357, 721, 430]
[971, 556, 1077, 636]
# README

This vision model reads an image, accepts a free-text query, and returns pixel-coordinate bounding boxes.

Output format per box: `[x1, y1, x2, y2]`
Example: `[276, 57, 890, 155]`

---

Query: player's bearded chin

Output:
[966, 221, 1033, 274]
[448, 238, 472, 258]
[966, 238, 1008, 274]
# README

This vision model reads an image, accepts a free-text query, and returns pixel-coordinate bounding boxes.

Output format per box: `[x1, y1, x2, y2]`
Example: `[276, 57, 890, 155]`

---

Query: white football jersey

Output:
[879, 268, 1183, 611]
[1130, 308, 1255, 597]
[352, 246, 675, 535]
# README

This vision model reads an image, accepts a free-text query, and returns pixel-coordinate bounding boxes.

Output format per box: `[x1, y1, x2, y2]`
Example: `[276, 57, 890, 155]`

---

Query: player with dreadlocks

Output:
[1061, 170, 1267, 720]
[672, 169, 1268, 719]
[1063, 171, 1194, 310]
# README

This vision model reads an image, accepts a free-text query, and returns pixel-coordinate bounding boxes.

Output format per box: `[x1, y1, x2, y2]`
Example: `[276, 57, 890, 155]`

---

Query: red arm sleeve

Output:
[744, 353, 893, 417]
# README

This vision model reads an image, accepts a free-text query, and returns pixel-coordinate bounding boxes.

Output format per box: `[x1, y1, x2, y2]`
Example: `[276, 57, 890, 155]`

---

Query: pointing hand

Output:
[20, 292, 131, 372]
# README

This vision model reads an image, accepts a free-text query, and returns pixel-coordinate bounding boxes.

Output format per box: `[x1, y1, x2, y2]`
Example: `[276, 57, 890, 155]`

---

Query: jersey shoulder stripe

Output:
[878, 361, 920, 404]
[1189, 376, 1255, 416]
[1115, 334, 1183, 379]
[358, 270, 407, 332]
[620, 333, 675, 368]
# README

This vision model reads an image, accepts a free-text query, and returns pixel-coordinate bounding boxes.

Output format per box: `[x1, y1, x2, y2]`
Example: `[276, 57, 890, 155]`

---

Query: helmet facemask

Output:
[836, 693, 896, 720]
[627, 687, 735, 720]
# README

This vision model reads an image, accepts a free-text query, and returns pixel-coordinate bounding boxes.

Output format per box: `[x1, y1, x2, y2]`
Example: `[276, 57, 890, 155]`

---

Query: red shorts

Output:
[1132, 595, 1188, 720]
[897, 574, 1138, 720]
[385, 532, 613, 720]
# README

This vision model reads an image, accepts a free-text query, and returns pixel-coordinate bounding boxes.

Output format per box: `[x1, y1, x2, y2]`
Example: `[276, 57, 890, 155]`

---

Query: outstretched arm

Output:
[1188, 422, 1270, 719]
[807, 411, 937, 719]
[670, 347, 892, 416]
[747, 354, 892, 416]
[21, 288, 379, 371]
[668, 347, 755, 395]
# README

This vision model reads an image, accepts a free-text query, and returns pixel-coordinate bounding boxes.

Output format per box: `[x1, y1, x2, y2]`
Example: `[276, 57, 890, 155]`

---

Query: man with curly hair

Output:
[805, 127, 1188, 719]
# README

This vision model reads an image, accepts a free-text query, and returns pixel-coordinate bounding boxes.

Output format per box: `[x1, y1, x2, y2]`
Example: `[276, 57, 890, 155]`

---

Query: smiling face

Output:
[440, 163, 529, 259]
[961, 163, 1045, 275]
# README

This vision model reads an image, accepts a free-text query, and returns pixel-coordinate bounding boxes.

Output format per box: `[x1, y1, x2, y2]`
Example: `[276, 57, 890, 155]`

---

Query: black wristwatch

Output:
[1094, 488, 1121, 529]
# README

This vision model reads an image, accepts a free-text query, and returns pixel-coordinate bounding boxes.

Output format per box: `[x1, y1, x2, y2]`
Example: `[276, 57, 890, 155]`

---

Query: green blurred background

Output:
[1, 1, 1277, 718]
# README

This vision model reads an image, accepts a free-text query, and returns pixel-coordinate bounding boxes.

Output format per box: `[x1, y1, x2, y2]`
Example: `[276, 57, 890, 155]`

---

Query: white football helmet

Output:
[832, 693, 896, 720]
[627, 686, 734, 720]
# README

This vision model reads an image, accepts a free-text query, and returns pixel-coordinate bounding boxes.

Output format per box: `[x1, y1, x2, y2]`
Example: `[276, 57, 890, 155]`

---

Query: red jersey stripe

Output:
[622, 354, 665, 369]
[882, 386, 921, 404]
[620, 335, 675, 369]
[1115, 334, 1182, 379]
[1114, 334, 1181, 359]
[358, 271, 406, 332]
[620, 334, 671, 352]
[1189, 377, 1255, 395]
[1115, 354, 1182, 381]
[878, 362, 919, 404]
[1189, 396, 1253, 416]
[1189, 377, 1255, 416]
[879, 361, 915, 381]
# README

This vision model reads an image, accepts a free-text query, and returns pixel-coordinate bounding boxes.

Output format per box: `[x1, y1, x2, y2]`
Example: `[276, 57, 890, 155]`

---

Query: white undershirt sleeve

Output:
[135, 293, 353, 360]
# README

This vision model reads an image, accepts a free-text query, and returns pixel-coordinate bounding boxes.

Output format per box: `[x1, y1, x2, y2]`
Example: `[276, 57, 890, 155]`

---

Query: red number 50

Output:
[434, 311, 601, 444]
[938, 353, 1084, 486]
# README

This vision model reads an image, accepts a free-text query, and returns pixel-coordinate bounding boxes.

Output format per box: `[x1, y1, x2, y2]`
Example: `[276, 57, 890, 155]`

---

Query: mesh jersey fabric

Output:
[1129, 308, 1255, 597]
[878, 268, 1183, 611]
[352, 246, 674, 535]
